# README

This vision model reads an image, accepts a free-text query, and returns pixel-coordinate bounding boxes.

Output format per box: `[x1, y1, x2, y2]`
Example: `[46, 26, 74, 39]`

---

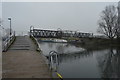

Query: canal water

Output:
[38, 42, 120, 78]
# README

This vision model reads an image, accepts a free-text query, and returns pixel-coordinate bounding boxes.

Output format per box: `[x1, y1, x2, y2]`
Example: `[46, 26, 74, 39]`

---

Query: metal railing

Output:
[2, 32, 15, 52]
[48, 51, 63, 79]
[49, 51, 58, 71]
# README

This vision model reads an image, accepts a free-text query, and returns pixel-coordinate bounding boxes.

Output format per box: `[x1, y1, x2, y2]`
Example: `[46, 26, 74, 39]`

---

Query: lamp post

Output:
[8, 17, 11, 36]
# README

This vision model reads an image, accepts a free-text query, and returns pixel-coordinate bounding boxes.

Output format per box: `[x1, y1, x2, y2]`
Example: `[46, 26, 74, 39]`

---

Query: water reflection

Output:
[39, 42, 120, 78]
[55, 50, 93, 64]
[97, 48, 120, 78]
[39, 42, 85, 56]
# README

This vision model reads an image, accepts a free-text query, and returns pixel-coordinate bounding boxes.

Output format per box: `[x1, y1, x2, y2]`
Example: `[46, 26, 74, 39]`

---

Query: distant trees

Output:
[0, 18, 13, 37]
[97, 5, 119, 39]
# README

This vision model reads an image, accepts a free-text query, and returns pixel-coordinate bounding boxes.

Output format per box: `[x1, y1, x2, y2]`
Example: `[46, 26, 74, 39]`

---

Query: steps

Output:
[9, 36, 30, 50]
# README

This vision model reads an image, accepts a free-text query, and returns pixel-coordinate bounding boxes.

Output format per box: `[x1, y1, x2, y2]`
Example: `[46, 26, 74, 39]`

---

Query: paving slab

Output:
[2, 36, 52, 78]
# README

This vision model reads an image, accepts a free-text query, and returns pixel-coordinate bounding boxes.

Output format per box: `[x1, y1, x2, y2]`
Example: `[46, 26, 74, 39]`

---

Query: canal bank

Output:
[30, 36, 63, 78]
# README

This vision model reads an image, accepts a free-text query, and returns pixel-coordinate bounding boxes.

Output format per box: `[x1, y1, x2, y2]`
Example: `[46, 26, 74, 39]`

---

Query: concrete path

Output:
[2, 36, 52, 78]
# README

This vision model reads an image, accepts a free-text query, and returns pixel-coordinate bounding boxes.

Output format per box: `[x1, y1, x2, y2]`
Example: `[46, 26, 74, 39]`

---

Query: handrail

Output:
[2, 33, 15, 52]
[49, 51, 63, 79]
[49, 51, 58, 71]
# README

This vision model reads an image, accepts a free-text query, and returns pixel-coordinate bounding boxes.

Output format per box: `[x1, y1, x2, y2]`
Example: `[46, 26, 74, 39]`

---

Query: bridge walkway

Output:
[2, 36, 52, 78]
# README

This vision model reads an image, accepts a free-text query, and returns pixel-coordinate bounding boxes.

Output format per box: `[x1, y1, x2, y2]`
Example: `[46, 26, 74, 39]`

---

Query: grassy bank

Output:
[68, 37, 120, 50]
[83, 38, 120, 46]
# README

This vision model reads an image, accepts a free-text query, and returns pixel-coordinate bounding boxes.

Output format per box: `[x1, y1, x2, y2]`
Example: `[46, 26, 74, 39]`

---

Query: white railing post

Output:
[49, 51, 58, 71]
[2, 31, 15, 52]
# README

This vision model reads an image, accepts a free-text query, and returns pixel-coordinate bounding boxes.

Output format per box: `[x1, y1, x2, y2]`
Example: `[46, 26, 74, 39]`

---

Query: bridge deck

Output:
[2, 36, 52, 78]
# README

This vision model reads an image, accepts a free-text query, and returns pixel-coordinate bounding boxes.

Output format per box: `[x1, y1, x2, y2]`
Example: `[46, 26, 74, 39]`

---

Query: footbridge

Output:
[30, 27, 93, 38]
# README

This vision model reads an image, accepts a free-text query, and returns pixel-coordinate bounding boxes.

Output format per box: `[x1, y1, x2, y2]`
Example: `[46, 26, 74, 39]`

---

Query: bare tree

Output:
[97, 5, 118, 39]
[0, 18, 2, 26]
[117, 2, 120, 38]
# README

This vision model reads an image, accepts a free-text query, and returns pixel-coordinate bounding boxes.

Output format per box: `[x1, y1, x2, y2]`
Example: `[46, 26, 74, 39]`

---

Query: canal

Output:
[38, 41, 120, 78]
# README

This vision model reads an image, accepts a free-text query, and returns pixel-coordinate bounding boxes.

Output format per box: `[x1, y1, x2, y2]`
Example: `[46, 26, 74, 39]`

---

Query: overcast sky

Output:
[2, 2, 118, 35]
